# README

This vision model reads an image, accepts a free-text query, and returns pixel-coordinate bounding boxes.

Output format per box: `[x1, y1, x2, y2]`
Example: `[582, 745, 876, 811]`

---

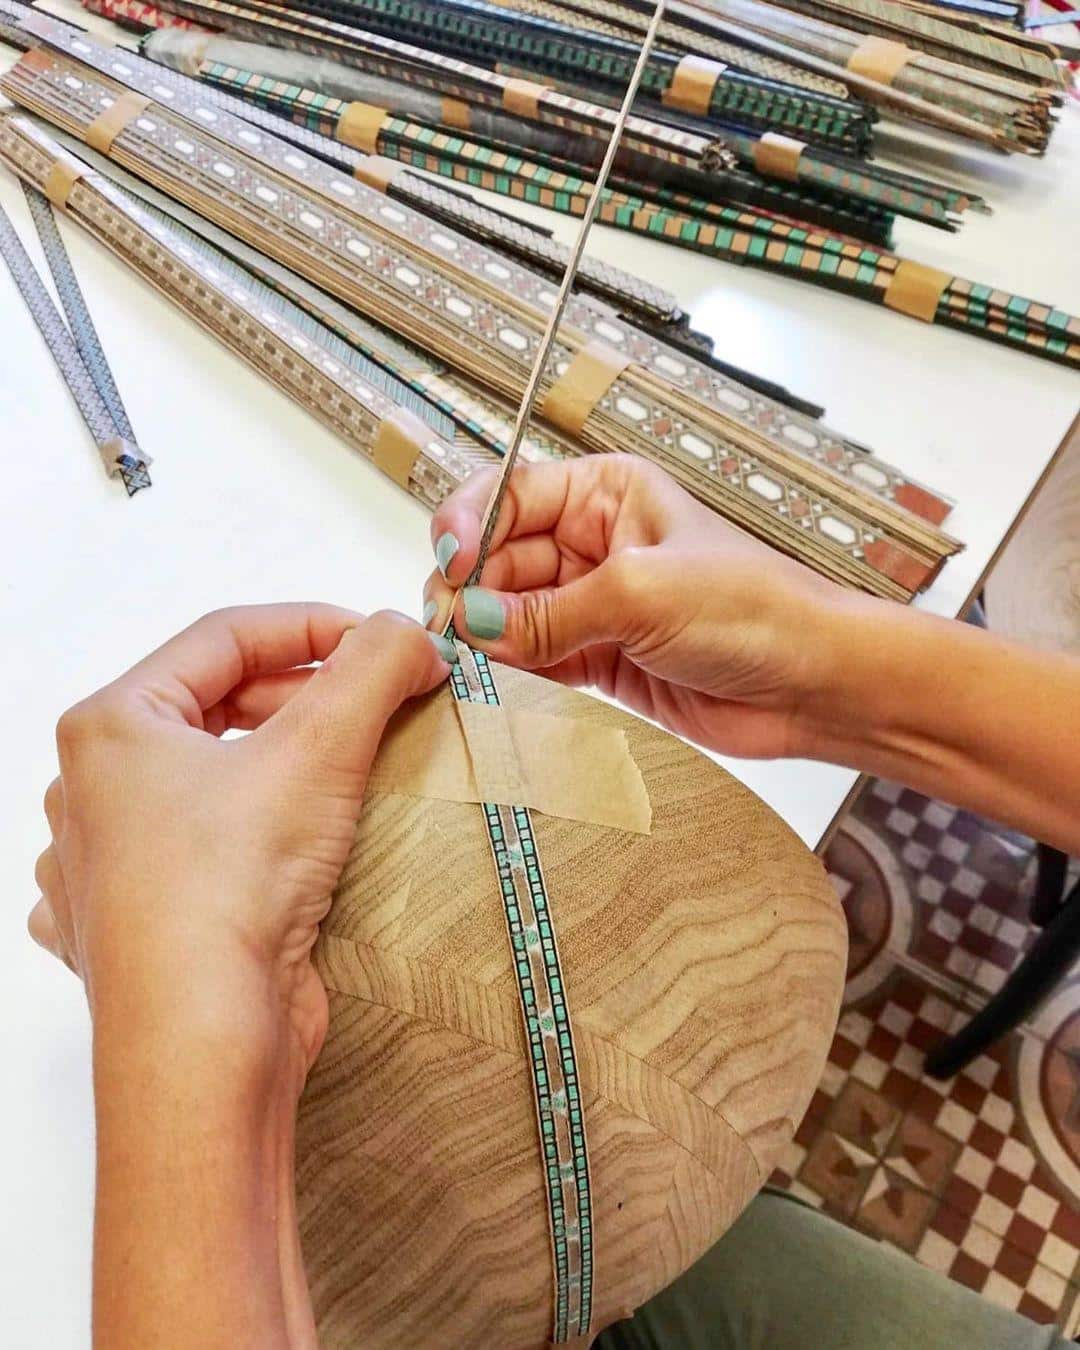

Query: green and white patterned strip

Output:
[449, 639, 593, 1343]
[0, 192, 150, 494]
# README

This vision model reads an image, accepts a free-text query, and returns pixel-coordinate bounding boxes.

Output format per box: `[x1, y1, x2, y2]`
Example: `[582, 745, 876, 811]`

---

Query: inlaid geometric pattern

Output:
[771, 779, 1080, 1334]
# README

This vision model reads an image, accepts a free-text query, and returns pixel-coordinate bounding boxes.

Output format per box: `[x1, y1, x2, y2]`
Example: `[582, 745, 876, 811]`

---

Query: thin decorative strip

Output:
[3, 40, 964, 598]
[20, 179, 140, 442]
[448, 641, 593, 1342]
[0, 188, 150, 494]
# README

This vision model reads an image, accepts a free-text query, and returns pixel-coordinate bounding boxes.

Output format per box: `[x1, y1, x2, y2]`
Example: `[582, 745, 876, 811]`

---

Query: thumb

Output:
[259, 610, 452, 780]
[450, 560, 629, 669]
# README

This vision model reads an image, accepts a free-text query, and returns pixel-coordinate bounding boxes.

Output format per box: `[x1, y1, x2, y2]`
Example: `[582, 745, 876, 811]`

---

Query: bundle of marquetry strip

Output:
[144, 26, 985, 237]
[679, 0, 1065, 152]
[115, 0, 1079, 368]
[0, 34, 962, 599]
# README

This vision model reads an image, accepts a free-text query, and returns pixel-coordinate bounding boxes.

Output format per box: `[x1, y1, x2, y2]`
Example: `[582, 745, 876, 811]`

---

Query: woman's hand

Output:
[30, 603, 452, 1075]
[30, 603, 454, 1350]
[422, 455, 849, 759]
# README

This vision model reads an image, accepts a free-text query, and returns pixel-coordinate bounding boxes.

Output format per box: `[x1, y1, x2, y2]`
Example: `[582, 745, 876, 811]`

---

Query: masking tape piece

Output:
[883, 260, 951, 323]
[371, 406, 429, 487]
[355, 155, 405, 193]
[503, 77, 546, 119]
[43, 154, 86, 210]
[441, 95, 471, 130]
[846, 36, 912, 86]
[369, 694, 652, 835]
[541, 340, 632, 436]
[336, 100, 388, 154]
[85, 91, 151, 155]
[661, 55, 725, 118]
[98, 436, 150, 476]
[753, 132, 805, 182]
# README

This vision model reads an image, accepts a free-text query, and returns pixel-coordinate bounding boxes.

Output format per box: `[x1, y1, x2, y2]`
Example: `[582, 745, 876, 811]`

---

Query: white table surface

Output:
[1, 3, 1078, 1343]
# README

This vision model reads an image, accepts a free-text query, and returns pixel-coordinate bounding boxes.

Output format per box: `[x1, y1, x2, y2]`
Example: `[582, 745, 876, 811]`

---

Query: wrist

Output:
[790, 591, 927, 765]
[90, 939, 298, 1101]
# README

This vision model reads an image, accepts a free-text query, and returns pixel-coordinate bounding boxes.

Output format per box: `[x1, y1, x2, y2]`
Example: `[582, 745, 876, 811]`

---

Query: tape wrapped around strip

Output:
[354, 154, 405, 193]
[440, 95, 471, 130]
[43, 154, 87, 209]
[336, 100, 388, 154]
[85, 91, 150, 155]
[541, 341, 632, 436]
[752, 132, 805, 182]
[661, 55, 725, 118]
[503, 77, 546, 119]
[371, 406, 430, 487]
[884, 260, 951, 323]
[846, 36, 913, 86]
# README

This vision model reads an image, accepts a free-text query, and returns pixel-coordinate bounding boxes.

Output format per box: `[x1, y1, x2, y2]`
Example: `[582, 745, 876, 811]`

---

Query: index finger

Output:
[110, 602, 365, 724]
[430, 460, 576, 587]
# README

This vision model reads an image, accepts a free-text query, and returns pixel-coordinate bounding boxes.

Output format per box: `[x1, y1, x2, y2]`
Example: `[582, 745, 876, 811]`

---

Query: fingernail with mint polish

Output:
[463, 587, 504, 641]
[427, 632, 459, 665]
[434, 532, 459, 579]
[422, 599, 437, 628]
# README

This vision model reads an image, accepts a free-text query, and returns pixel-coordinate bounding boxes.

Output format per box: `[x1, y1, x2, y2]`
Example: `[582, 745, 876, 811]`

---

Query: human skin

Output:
[30, 459, 1080, 1347]
[424, 455, 1080, 857]
[29, 604, 454, 1349]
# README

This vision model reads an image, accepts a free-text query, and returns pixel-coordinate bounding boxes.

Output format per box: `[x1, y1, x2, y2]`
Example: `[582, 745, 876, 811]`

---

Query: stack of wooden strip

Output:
[0, 31, 963, 599]
[680, 0, 1064, 151]
[150, 28, 983, 233]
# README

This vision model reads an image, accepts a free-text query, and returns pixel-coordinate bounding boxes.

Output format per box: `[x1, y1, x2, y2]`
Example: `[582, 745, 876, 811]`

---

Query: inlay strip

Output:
[449, 640, 593, 1343]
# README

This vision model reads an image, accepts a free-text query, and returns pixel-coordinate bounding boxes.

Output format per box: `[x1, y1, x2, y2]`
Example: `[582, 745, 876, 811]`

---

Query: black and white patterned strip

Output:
[21, 180, 138, 441]
[0, 196, 149, 494]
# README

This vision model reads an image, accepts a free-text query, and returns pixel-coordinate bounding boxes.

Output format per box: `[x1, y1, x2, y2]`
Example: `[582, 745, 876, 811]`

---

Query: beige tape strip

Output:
[43, 155, 86, 210]
[503, 77, 546, 119]
[85, 92, 150, 155]
[883, 260, 951, 322]
[440, 96, 472, 130]
[753, 132, 805, 182]
[354, 155, 405, 193]
[661, 55, 725, 117]
[336, 100, 387, 154]
[368, 694, 652, 834]
[846, 36, 913, 86]
[371, 406, 429, 487]
[540, 340, 632, 436]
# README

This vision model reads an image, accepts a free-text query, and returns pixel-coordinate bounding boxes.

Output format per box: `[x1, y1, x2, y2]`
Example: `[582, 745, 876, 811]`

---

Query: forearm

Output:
[91, 961, 316, 1350]
[803, 596, 1080, 854]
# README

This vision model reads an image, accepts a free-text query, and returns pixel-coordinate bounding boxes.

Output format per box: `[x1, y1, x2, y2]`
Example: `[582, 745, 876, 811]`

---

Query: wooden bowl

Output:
[297, 662, 846, 1348]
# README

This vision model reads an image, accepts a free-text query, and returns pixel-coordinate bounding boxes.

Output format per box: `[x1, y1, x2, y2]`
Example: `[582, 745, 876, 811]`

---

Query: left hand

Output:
[29, 603, 452, 1085]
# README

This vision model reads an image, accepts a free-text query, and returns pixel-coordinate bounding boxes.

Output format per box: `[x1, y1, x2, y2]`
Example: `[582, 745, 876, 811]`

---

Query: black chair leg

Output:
[925, 879, 1080, 1080]
[1031, 842, 1070, 927]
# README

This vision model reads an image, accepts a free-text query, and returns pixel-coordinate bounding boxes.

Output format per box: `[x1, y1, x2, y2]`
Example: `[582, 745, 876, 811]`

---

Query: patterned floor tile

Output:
[783, 778, 1080, 1331]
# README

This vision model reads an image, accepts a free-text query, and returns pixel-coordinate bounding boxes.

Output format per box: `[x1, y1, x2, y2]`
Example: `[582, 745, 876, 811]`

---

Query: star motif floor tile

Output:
[768, 778, 1080, 1332]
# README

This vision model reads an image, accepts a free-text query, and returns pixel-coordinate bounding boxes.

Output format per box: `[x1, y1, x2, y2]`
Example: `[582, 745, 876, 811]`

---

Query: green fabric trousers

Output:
[594, 1189, 1070, 1350]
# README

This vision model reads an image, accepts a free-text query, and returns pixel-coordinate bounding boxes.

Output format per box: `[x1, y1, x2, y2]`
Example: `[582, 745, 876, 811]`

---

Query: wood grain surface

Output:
[298, 662, 847, 1348]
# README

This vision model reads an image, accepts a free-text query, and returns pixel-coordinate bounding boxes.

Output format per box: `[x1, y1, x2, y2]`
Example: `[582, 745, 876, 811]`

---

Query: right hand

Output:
[422, 455, 857, 760]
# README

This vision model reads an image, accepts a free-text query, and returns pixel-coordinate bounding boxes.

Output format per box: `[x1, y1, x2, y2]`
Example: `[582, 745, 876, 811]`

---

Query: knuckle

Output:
[43, 778, 63, 822]
[515, 590, 556, 662]
[33, 849, 56, 892]
[605, 548, 648, 604]
[55, 691, 130, 757]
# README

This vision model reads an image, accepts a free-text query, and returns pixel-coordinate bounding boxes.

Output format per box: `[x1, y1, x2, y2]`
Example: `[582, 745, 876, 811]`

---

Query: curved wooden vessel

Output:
[297, 662, 846, 1348]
